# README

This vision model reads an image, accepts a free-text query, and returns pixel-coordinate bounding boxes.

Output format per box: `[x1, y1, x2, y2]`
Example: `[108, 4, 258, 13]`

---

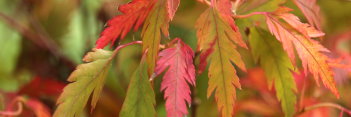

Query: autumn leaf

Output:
[167, 0, 180, 20]
[272, 8, 324, 38]
[154, 38, 195, 117]
[237, 0, 285, 14]
[195, 0, 247, 116]
[18, 76, 65, 98]
[241, 68, 270, 93]
[54, 49, 112, 117]
[95, 0, 154, 48]
[142, 0, 169, 74]
[249, 27, 297, 117]
[264, 7, 339, 97]
[292, 0, 322, 30]
[23, 98, 51, 117]
[96, 0, 172, 74]
[119, 55, 156, 117]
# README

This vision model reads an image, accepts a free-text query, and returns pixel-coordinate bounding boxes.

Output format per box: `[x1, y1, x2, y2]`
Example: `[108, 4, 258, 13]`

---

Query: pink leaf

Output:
[155, 38, 195, 117]
[167, 0, 180, 20]
[293, 0, 322, 30]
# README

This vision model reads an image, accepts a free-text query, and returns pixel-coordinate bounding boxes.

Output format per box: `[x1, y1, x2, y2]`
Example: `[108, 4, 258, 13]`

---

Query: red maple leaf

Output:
[155, 38, 195, 117]
[95, 0, 155, 48]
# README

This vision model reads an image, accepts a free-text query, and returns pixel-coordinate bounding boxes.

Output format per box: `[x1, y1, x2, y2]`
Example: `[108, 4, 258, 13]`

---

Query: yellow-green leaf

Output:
[54, 49, 112, 117]
[249, 27, 297, 117]
[142, 0, 169, 74]
[238, 0, 285, 14]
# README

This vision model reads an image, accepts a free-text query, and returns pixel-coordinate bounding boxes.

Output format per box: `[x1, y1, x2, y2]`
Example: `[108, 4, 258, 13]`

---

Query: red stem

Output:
[109, 41, 143, 61]
[233, 12, 267, 19]
[301, 102, 351, 116]
[0, 102, 23, 116]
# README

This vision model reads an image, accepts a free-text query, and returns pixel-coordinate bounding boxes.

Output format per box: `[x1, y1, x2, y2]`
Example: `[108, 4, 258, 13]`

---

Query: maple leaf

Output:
[142, 0, 170, 74]
[195, 0, 247, 116]
[54, 49, 112, 117]
[238, 0, 285, 13]
[154, 38, 195, 117]
[167, 0, 180, 20]
[23, 98, 51, 117]
[264, 7, 339, 97]
[292, 0, 322, 30]
[96, 0, 174, 73]
[249, 27, 297, 117]
[119, 55, 156, 117]
[95, 0, 154, 48]
[18, 76, 65, 98]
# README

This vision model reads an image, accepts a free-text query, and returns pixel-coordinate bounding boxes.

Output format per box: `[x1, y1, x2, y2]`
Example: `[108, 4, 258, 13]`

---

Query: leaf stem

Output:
[93, 41, 143, 85]
[232, 12, 267, 19]
[199, 0, 211, 6]
[298, 77, 307, 112]
[109, 41, 143, 61]
[231, 0, 241, 15]
[0, 12, 76, 69]
[0, 99, 23, 116]
[298, 102, 351, 116]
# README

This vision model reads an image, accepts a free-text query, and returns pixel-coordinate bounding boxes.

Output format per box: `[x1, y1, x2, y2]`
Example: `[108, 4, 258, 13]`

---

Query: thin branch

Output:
[96, 41, 143, 80]
[109, 41, 143, 60]
[199, 0, 211, 6]
[232, 12, 267, 19]
[298, 77, 307, 112]
[27, 15, 62, 57]
[191, 87, 200, 117]
[0, 12, 44, 48]
[0, 101, 23, 116]
[0, 12, 76, 69]
[231, 0, 242, 15]
[298, 102, 351, 116]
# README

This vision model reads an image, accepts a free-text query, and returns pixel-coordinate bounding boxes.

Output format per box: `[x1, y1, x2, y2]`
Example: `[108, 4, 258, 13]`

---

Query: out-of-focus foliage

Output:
[1, 0, 351, 117]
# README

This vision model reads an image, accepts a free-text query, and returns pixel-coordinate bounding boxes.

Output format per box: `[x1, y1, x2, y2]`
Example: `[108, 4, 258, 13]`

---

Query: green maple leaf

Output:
[119, 57, 156, 117]
[249, 27, 297, 117]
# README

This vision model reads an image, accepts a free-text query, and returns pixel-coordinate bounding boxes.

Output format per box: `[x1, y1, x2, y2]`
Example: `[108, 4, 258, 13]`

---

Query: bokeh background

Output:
[1, 0, 351, 116]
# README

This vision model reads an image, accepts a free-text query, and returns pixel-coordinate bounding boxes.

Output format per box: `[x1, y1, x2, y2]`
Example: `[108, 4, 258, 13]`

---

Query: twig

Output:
[232, 12, 267, 19]
[109, 41, 143, 61]
[0, 12, 76, 69]
[298, 102, 351, 116]
[0, 13, 44, 48]
[27, 15, 62, 57]
[199, 0, 211, 6]
[191, 87, 199, 117]
[232, 0, 242, 15]
[298, 77, 307, 112]
[96, 41, 143, 82]
[95, 41, 143, 79]
[0, 101, 23, 116]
